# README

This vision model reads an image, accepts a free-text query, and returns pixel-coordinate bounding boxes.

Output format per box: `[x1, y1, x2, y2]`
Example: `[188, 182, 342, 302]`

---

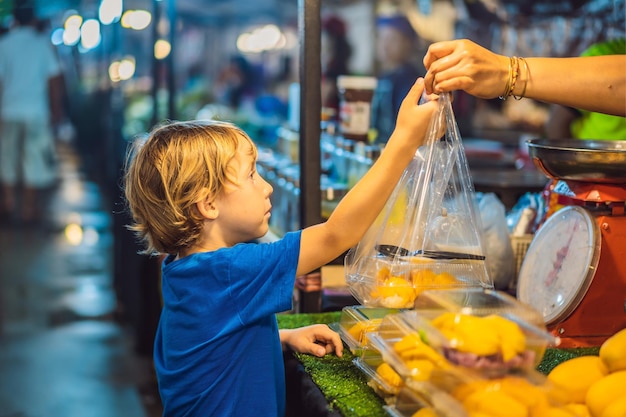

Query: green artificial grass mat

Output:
[277, 312, 600, 417]
[278, 312, 387, 417]
[278, 312, 341, 330]
[295, 350, 387, 417]
[537, 346, 600, 374]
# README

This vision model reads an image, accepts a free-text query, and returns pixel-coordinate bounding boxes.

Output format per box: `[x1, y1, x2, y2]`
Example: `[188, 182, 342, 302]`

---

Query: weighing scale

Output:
[517, 139, 626, 348]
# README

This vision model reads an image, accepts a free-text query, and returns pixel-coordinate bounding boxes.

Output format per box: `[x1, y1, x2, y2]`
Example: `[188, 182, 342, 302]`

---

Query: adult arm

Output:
[423, 39, 626, 117]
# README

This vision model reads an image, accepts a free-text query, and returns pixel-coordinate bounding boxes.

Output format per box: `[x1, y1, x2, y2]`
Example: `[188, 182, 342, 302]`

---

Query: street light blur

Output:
[108, 56, 136, 82]
[154, 39, 171, 60]
[80, 19, 101, 50]
[62, 14, 82, 46]
[120, 10, 151, 30]
[236, 24, 287, 53]
[99, 0, 123, 25]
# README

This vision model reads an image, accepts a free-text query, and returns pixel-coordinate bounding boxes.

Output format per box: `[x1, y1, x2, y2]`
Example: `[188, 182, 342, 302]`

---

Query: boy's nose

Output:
[263, 177, 273, 196]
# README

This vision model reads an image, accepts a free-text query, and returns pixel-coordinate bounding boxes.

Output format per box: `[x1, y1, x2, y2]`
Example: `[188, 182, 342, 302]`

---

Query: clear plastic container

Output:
[331, 305, 397, 354]
[345, 256, 488, 309]
[384, 382, 468, 417]
[353, 348, 403, 398]
[368, 312, 450, 382]
[402, 370, 578, 417]
[370, 300, 558, 379]
[369, 292, 570, 417]
[413, 288, 545, 328]
[384, 368, 578, 417]
[374, 321, 574, 417]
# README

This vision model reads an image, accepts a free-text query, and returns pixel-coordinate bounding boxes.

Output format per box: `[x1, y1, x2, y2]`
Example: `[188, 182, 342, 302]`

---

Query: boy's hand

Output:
[280, 324, 343, 358]
[390, 77, 439, 147]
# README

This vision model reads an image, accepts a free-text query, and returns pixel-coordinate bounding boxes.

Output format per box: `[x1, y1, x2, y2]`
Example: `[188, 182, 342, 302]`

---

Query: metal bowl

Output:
[527, 139, 626, 184]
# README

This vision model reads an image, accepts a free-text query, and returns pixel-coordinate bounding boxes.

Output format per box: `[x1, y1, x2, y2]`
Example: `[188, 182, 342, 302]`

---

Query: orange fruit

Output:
[411, 407, 438, 417]
[547, 355, 608, 403]
[453, 376, 551, 416]
[563, 403, 591, 417]
[482, 315, 527, 361]
[372, 271, 416, 308]
[404, 359, 435, 381]
[347, 319, 381, 344]
[393, 333, 448, 367]
[601, 396, 626, 417]
[376, 362, 403, 389]
[585, 370, 626, 417]
[435, 271, 458, 285]
[452, 379, 492, 402]
[347, 321, 367, 343]
[540, 407, 579, 417]
[599, 327, 626, 373]
[462, 389, 528, 417]
[411, 268, 438, 296]
[411, 269, 459, 296]
[497, 376, 550, 412]
[431, 313, 504, 357]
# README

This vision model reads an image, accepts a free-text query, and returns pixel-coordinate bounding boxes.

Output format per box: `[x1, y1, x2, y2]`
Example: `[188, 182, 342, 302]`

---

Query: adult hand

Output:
[423, 39, 509, 99]
[280, 324, 343, 358]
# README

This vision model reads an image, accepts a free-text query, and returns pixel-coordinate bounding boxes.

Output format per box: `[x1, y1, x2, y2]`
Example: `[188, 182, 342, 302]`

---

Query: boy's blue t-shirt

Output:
[155, 231, 301, 417]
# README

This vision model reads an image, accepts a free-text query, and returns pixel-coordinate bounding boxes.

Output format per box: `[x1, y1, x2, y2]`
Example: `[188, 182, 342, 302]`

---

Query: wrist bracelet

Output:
[499, 56, 524, 100]
[513, 57, 529, 100]
[499, 57, 513, 100]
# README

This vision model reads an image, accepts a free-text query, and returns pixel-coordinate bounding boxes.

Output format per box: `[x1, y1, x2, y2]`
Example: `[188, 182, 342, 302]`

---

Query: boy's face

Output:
[213, 139, 273, 245]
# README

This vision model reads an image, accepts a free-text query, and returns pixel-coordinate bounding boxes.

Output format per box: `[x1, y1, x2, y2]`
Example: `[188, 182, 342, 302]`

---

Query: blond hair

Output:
[123, 120, 256, 255]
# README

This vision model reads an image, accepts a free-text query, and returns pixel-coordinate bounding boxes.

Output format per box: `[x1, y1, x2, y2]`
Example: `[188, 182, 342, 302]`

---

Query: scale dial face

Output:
[518, 206, 601, 324]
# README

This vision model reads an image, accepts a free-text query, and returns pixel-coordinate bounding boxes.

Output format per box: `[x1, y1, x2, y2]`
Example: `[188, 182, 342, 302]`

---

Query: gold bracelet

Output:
[499, 57, 513, 100]
[508, 56, 520, 98]
[513, 57, 529, 100]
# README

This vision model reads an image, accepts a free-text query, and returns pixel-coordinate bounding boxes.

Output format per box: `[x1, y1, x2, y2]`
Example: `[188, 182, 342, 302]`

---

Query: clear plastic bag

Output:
[345, 94, 493, 308]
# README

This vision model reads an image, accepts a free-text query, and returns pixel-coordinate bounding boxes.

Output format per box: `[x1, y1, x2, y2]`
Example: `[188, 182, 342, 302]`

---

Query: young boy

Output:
[123, 78, 438, 416]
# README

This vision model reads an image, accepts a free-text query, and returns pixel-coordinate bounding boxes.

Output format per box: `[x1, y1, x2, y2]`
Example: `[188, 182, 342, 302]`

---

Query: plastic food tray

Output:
[399, 371, 576, 417]
[331, 305, 397, 354]
[413, 288, 546, 328]
[371, 302, 558, 379]
[353, 348, 402, 398]
[368, 312, 449, 381]
[346, 256, 490, 309]
[383, 381, 468, 417]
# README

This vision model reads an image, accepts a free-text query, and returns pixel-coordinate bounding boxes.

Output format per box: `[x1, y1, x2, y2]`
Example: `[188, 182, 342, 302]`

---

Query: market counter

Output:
[278, 312, 599, 417]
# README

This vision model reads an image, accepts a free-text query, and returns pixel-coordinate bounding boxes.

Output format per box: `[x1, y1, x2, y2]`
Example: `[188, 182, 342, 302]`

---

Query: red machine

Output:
[517, 139, 626, 348]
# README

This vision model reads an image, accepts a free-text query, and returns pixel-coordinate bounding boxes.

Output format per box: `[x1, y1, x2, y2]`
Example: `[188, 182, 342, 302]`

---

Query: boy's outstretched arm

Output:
[297, 78, 439, 276]
[280, 324, 343, 357]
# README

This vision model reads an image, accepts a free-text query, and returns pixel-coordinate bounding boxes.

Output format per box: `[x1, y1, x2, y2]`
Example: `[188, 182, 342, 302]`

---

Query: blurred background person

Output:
[321, 14, 352, 120]
[0, 3, 64, 225]
[545, 38, 626, 141]
[371, 14, 425, 144]
[214, 54, 261, 111]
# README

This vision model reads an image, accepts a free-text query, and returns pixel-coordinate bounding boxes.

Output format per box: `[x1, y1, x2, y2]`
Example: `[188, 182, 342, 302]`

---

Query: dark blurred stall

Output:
[9, 0, 622, 349]
[0, 1, 623, 416]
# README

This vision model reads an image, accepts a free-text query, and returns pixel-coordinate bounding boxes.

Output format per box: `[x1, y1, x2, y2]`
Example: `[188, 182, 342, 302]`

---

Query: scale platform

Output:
[519, 139, 626, 348]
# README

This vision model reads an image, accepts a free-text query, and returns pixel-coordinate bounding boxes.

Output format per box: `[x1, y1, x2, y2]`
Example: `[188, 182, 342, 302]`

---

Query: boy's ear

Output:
[196, 198, 218, 220]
